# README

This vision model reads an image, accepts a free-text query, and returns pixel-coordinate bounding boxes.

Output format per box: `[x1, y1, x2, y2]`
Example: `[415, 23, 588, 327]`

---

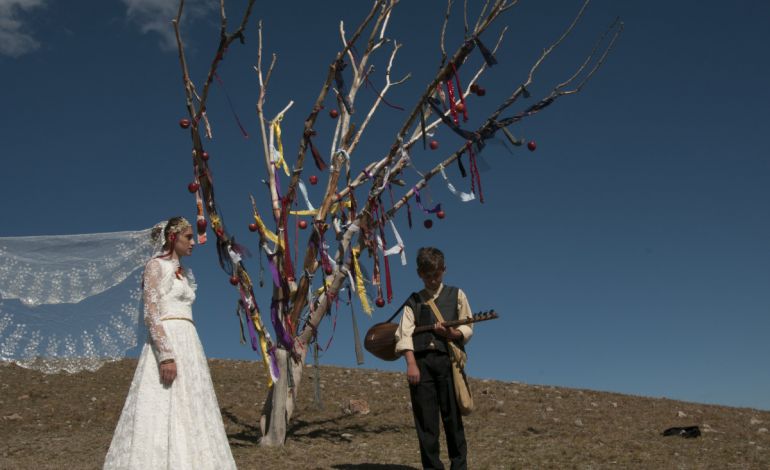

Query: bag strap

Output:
[426, 299, 467, 368]
[384, 292, 420, 323]
[425, 298, 446, 323]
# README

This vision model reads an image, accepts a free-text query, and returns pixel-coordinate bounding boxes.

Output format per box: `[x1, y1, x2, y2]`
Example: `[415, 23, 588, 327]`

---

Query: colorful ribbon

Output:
[445, 79, 459, 126]
[451, 62, 469, 122]
[414, 188, 442, 214]
[251, 212, 279, 245]
[466, 141, 484, 203]
[439, 164, 475, 202]
[351, 247, 372, 315]
[271, 120, 290, 176]
[214, 72, 249, 138]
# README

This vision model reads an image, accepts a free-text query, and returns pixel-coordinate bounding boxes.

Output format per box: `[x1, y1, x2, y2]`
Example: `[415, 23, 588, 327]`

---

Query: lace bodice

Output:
[143, 257, 197, 362]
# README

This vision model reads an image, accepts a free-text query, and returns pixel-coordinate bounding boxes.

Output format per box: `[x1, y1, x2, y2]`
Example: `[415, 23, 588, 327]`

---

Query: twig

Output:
[439, 0, 453, 66]
[560, 18, 623, 94]
[348, 41, 411, 154]
[255, 20, 281, 221]
[194, 0, 257, 123]
[282, 0, 386, 216]
[406, 26, 508, 148]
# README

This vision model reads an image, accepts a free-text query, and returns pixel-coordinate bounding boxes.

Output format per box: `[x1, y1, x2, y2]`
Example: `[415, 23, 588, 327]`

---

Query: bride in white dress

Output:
[104, 217, 236, 469]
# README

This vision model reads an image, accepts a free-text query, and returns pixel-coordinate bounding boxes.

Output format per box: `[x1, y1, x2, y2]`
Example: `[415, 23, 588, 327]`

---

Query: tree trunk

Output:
[259, 341, 310, 446]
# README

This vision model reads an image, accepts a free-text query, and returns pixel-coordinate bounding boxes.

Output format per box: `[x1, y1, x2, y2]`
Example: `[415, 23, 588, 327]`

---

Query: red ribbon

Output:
[214, 72, 249, 138]
[451, 62, 469, 122]
[375, 202, 393, 303]
[307, 135, 327, 171]
[465, 142, 484, 203]
[445, 79, 459, 125]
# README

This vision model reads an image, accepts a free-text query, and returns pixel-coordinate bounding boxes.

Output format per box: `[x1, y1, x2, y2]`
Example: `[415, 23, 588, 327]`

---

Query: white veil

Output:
[0, 224, 164, 373]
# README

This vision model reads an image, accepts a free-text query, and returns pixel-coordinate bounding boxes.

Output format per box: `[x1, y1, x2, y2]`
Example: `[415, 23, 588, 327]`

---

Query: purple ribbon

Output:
[236, 290, 260, 352]
[244, 312, 260, 352]
[270, 299, 294, 349]
[266, 255, 283, 289]
[268, 346, 281, 380]
[414, 188, 442, 214]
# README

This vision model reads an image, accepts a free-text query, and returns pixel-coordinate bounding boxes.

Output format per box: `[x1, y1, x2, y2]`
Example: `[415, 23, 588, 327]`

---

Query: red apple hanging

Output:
[229, 276, 239, 286]
[248, 223, 258, 232]
[455, 103, 465, 113]
[436, 210, 446, 219]
[527, 141, 537, 152]
[298, 220, 308, 230]
[329, 109, 339, 119]
[324, 266, 333, 276]
[179, 118, 191, 129]
[423, 219, 433, 229]
[201, 151, 209, 161]
[309, 175, 318, 185]
[375, 297, 386, 308]
[429, 140, 439, 150]
[475, 86, 486, 96]
[187, 182, 200, 193]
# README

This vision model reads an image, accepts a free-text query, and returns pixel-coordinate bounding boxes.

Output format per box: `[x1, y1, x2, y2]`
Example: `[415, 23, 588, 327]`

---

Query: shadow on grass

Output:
[221, 408, 411, 446]
[331, 465, 419, 470]
[221, 408, 261, 446]
[289, 415, 410, 443]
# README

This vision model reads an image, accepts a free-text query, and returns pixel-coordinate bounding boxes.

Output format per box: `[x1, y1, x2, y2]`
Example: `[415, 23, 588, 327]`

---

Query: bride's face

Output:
[173, 227, 195, 258]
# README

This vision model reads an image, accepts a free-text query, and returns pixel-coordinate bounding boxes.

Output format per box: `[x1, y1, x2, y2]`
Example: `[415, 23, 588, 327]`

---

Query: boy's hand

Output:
[407, 363, 420, 385]
[434, 323, 462, 341]
[404, 351, 420, 385]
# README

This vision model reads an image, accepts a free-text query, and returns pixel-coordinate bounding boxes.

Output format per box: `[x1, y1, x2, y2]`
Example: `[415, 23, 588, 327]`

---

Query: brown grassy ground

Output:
[1, 359, 769, 469]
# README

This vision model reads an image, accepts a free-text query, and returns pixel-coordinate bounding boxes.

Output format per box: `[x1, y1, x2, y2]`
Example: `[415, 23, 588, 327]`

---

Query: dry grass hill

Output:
[2, 359, 769, 469]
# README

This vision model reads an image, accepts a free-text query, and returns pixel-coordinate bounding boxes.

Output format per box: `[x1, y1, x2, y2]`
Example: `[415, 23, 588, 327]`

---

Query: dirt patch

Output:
[2, 359, 769, 469]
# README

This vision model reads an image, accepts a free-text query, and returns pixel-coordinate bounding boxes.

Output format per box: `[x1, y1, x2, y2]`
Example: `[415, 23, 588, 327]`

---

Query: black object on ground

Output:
[662, 426, 701, 438]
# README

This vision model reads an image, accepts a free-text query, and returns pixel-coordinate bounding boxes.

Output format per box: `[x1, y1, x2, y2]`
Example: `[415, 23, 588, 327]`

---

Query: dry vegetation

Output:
[2, 359, 769, 469]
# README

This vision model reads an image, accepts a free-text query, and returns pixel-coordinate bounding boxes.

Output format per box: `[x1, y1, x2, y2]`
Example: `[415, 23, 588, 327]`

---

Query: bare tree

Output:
[172, 0, 622, 446]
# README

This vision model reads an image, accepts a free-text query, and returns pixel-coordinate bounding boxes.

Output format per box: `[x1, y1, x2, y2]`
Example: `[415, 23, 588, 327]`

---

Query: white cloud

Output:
[120, 0, 212, 50]
[0, 0, 46, 58]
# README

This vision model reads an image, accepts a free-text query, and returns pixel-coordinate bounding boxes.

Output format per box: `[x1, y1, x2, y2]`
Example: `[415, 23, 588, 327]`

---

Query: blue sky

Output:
[2, 0, 769, 411]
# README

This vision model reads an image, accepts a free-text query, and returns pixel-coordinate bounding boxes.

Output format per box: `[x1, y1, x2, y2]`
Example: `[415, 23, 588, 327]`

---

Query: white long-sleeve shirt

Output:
[394, 283, 473, 354]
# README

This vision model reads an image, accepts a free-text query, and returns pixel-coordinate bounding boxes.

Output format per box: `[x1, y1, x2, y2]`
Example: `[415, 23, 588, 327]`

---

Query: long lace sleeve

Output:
[143, 259, 174, 363]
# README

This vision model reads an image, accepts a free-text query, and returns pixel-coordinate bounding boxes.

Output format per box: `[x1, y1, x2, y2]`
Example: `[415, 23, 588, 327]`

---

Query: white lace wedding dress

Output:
[104, 257, 236, 469]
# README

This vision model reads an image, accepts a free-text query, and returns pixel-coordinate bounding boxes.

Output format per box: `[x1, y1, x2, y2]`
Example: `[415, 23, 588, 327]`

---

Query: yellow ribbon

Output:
[250, 312, 275, 387]
[289, 209, 318, 216]
[352, 247, 372, 315]
[290, 199, 353, 216]
[252, 212, 279, 245]
[272, 120, 290, 176]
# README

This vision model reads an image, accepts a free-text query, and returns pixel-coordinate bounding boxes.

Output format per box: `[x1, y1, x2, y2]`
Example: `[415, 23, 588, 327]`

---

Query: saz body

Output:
[364, 311, 498, 361]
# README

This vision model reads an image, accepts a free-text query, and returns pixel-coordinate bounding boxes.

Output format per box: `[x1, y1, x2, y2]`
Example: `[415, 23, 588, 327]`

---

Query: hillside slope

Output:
[2, 359, 769, 469]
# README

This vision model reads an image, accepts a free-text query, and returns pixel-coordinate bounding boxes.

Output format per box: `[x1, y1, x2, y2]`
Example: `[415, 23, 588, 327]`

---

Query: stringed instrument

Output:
[364, 310, 499, 361]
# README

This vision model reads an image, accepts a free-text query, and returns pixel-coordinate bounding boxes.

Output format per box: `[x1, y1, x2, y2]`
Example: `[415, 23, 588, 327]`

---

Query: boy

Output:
[395, 247, 473, 470]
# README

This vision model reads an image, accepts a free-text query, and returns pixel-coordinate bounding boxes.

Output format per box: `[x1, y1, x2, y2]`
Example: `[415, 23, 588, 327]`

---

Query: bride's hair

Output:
[160, 216, 192, 252]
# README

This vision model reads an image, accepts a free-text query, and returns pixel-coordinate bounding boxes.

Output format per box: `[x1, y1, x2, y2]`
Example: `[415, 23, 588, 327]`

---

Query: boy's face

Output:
[418, 266, 445, 292]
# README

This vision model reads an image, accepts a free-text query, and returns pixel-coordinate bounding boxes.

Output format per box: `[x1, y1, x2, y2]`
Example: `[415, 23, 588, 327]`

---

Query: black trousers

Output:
[409, 350, 467, 470]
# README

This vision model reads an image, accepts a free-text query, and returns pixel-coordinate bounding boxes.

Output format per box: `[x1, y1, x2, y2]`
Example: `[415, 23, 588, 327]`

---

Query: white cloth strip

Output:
[297, 180, 316, 211]
[439, 164, 476, 202]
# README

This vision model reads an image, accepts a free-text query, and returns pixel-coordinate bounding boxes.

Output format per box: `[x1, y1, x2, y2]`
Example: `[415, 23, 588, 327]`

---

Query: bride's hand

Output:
[160, 360, 177, 386]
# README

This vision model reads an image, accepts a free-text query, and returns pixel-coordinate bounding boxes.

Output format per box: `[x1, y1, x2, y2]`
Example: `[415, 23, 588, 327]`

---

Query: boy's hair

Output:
[416, 247, 445, 274]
